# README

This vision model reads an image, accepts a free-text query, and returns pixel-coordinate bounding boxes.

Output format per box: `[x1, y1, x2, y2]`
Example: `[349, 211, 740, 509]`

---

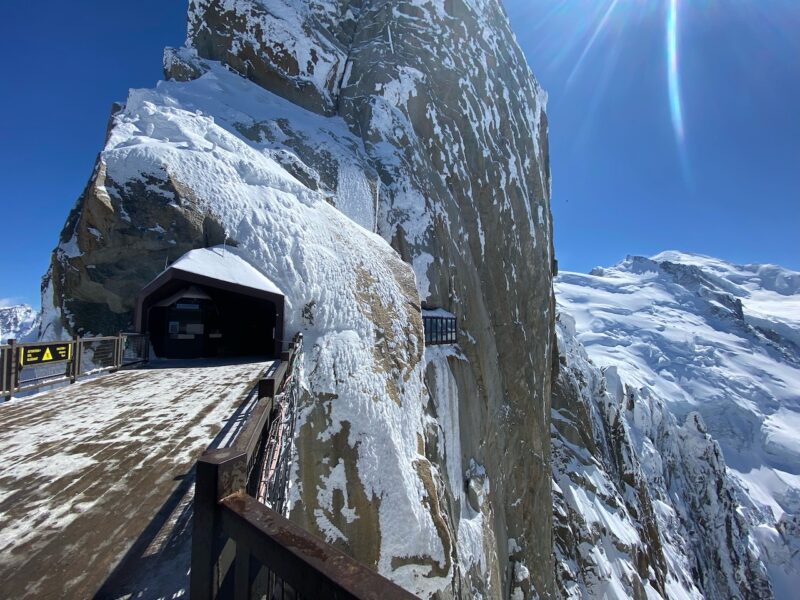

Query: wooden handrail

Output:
[219, 493, 417, 600]
[190, 332, 418, 599]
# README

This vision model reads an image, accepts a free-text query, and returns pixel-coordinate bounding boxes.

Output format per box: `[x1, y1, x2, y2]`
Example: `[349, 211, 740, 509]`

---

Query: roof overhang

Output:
[134, 247, 285, 332]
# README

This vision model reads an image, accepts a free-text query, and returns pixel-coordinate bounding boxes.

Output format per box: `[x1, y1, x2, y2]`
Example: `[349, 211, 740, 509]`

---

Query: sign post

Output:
[18, 342, 73, 367]
[4, 339, 17, 400]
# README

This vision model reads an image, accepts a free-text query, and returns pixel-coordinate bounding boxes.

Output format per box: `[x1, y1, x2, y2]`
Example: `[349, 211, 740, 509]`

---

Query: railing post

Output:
[191, 449, 248, 600]
[76, 336, 83, 380]
[1, 346, 5, 399]
[5, 339, 17, 401]
[112, 332, 122, 371]
[70, 335, 79, 383]
[233, 541, 251, 600]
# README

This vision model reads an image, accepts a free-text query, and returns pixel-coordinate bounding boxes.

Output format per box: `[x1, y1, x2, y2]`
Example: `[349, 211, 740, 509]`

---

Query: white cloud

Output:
[0, 297, 24, 308]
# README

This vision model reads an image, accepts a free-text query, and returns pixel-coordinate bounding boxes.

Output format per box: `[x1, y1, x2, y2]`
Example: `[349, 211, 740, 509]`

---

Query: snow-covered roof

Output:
[168, 247, 284, 296]
[422, 308, 456, 318]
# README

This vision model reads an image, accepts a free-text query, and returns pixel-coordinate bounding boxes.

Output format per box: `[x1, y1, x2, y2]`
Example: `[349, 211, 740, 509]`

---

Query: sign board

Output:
[18, 343, 73, 366]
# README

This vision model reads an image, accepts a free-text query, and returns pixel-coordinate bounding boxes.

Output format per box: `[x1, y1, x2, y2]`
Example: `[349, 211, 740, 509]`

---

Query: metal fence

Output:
[423, 315, 457, 345]
[190, 333, 416, 600]
[251, 344, 300, 512]
[2, 333, 149, 400]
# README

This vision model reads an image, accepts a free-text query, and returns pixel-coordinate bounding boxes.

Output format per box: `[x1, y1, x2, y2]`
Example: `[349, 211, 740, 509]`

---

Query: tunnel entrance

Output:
[135, 248, 284, 360]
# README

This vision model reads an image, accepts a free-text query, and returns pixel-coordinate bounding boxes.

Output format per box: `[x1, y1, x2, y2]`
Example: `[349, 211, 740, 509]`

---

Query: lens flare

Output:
[667, 0, 685, 141]
[667, 0, 692, 185]
[567, 0, 622, 87]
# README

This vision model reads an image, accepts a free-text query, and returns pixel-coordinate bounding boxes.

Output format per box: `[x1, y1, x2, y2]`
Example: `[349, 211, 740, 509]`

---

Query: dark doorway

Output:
[135, 248, 285, 360]
[146, 288, 277, 359]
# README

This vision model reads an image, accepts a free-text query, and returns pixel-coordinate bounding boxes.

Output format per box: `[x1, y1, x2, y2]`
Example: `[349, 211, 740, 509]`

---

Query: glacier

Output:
[556, 251, 800, 598]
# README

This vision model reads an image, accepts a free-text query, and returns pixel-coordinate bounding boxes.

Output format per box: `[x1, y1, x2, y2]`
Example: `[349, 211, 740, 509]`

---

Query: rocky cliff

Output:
[42, 0, 554, 597]
[0, 304, 39, 344]
[553, 313, 771, 599]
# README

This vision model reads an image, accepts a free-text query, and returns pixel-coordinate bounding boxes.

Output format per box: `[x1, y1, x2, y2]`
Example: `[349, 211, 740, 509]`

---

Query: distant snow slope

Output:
[0, 305, 39, 344]
[556, 251, 800, 598]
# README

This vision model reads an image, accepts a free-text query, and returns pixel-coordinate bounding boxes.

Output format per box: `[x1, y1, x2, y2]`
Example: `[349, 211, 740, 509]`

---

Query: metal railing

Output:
[2, 333, 149, 400]
[190, 333, 416, 600]
[423, 315, 457, 345]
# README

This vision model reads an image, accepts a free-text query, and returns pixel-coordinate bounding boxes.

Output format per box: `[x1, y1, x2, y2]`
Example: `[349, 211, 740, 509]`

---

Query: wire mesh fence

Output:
[17, 361, 72, 391]
[121, 333, 149, 366]
[2, 333, 149, 400]
[78, 336, 119, 376]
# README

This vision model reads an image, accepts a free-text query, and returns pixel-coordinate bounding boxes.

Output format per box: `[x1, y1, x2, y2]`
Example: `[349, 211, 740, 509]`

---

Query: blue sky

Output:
[1, 1, 798, 308]
[506, 0, 800, 273]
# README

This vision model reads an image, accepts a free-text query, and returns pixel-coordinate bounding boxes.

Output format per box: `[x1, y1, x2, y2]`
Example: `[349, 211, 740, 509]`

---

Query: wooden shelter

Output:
[135, 247, 284, 359]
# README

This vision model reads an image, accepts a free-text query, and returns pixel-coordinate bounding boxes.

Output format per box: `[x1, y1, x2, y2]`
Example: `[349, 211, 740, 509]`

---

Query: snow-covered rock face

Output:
[0, 304, 39, 344]
[553, 312, 772, 599]
[556, 251, 800, 598]
[43, 61, 450, 594]
[44, 0, 554, 596]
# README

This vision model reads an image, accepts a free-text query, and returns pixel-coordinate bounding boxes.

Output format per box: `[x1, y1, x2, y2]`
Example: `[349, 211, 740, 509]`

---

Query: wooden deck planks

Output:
[0, 359, 271, 599]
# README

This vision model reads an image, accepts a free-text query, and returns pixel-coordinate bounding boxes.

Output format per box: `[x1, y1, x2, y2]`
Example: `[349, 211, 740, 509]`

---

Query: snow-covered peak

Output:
[557, 252, 800, 596]
[0, 304, 39, 344]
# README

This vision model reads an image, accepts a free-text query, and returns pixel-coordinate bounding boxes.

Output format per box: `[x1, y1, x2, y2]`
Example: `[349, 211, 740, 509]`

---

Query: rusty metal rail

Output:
[190, 333, 416, 600]
[2, 333, 149, 400]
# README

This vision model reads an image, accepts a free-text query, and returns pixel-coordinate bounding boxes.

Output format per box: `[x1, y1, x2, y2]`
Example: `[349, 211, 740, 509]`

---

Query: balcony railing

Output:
[422, 310, 457, 345]
[2, 333, 149, 400]
[190, 333, 416, 600]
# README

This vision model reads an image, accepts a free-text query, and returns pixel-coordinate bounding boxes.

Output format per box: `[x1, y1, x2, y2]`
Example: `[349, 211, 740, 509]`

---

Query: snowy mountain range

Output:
[0, 304, 39, 344]
[555, 251, 800, 598]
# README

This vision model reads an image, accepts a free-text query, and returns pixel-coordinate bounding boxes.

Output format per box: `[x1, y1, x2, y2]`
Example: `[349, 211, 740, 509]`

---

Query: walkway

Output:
[0, 358, 274, 599]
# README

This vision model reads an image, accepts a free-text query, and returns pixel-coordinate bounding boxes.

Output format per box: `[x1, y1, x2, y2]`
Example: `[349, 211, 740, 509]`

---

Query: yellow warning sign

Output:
[19, 343, 72, 366]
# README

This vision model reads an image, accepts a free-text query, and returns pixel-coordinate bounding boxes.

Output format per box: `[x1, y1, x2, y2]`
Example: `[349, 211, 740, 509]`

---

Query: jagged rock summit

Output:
[555, 251, 800, 599]
[43, 0, 555, 597]
[0, 304, 39, 344]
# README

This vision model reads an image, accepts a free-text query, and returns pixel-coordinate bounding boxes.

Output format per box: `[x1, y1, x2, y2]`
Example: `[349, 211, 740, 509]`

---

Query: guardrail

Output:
[2, 333, 149, 400]
[190, 333, 416, 600]
[423, 314, 457, 345]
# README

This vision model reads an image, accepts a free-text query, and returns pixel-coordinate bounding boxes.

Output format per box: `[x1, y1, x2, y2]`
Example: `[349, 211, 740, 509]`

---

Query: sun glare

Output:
[667, 0, 685, 142]
[667, 0, 693, 184]
[566, 0, 622, 86]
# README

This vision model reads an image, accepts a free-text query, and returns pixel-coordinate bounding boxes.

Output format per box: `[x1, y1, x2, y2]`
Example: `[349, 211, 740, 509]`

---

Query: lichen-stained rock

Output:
[337, 2, 556, 595]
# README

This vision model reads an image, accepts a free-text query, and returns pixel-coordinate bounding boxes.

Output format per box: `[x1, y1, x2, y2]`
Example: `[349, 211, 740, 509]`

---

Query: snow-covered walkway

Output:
[0, 358, 273, 599]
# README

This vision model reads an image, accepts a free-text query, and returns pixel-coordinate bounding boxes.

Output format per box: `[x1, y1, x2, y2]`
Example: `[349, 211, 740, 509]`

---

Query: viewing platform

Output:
[0, 358, 272, 598]
[1, 248, 419, 599]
